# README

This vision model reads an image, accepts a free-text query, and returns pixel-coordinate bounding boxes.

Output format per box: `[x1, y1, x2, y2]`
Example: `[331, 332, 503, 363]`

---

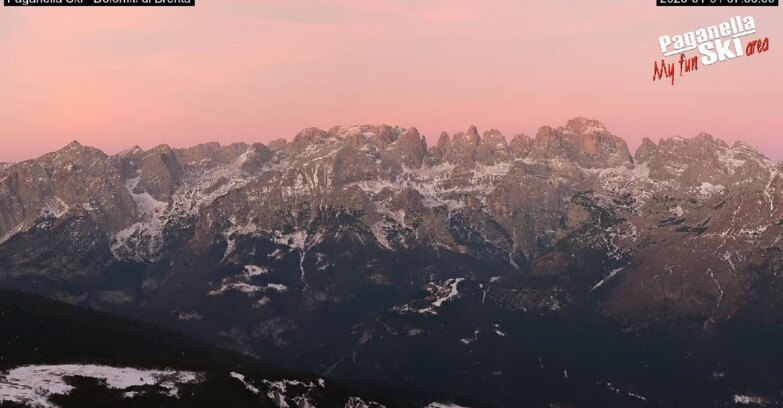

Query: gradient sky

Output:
[1, 0, 782, 162]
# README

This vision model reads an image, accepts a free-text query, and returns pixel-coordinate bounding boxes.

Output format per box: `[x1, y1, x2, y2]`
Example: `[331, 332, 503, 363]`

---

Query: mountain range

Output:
[1, 117, 783, 407]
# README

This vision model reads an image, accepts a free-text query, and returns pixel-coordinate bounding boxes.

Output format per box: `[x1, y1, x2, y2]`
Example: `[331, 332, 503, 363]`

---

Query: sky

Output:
[1, 0, 782, 162]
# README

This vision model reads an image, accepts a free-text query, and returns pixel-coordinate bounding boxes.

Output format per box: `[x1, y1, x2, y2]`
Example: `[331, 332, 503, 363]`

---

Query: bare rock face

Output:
[509, 133, 532, 157]
[381, 127, 427, 170]
[429, 131, 451, 164]
[136, 145, 183, 202]
[289, 127, 329, 155]
[477, 129, 510, 165]
[0, 141, 136, 241]
[633, 137, 657, 163]
[0, 116, 781, 334]
[529, 117, 632, 169]
[445, 126, 482, 170]
[266, 138, 287, 152]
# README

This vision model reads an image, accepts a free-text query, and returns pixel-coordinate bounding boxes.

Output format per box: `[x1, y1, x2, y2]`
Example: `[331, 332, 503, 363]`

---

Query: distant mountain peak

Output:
[563, 116, 607, 134]
[466, 125, 480, 138]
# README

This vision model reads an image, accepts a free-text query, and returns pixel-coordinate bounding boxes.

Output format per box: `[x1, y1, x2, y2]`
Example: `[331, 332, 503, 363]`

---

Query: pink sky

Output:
[1, 0, 782, 162]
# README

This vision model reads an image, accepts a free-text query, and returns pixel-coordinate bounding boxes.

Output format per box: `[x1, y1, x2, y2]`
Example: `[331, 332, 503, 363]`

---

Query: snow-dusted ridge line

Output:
[112, 146, 276, 262]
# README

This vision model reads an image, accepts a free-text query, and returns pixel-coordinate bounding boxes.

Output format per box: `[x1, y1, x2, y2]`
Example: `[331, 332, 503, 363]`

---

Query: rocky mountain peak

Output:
[430, 131, 452, 162]
[327, 125, 405, 149]
[149, 144, 175, 154]
[477, 129, 510, 165]
[267, 138, 288, 151]
[563, 116, 607, 134]
[65, 140, 83, 150]
[452, 126, 481, 146]
[633, 137, 658, 163]
[382, 127, 428, 169]
[694, 132, 721, 144]
[466, 125, 480, 138]
[509, 133, 532, 157]
[445, 126, 482, 168]
[53, 140, 102, 157]
[289, 127, 330, 154]
[115, 145, 145, 166]
[529, 118, 632, 168]
[436, 132, 450, 149]
[135, 146, 183, 201]
[40, 140, 110, 173]
[638, 134, 769, 182]
[122, 145, 143, 155]
[481, 129, 506, 143]
[731, 140, 765, 156]
[176, 142, 225, 165]
[184, 141, 222, 154]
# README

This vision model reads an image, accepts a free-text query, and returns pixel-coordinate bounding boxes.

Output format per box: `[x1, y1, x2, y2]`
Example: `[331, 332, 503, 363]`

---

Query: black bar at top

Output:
[658, 0, 777, 5]
[4, 0, 194, 6]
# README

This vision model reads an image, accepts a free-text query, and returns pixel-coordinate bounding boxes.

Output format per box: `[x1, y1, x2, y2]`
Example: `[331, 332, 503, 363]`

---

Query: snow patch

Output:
[392, 278, 465, 315]
[230, 372, 260, 395]
[432, 278, 465, 308]
[265, 283, 288, 293]
[591, 266, 625, 292]
[126, 178, 167, 217]
[0, 364, 200, 408]
[110, 178, 169, 261]
[697, 182, 724, 199]
[208, 282, 287, 297]
[346, 396, 386, 408]
[274, 230, 309, 251]
[222, 218, 259, 259]
[244, 265, 268, 277]
[733, 394, 769, 405]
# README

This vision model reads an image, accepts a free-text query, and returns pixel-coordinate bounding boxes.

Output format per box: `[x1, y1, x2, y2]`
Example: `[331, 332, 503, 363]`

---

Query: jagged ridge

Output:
[0, 116, 781, 324]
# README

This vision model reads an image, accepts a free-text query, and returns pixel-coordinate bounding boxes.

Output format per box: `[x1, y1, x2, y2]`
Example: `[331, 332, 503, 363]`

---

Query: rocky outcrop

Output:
[477, 129, 510, 165]
[528, 118, 633, 169]
[381, 128, 428, 170]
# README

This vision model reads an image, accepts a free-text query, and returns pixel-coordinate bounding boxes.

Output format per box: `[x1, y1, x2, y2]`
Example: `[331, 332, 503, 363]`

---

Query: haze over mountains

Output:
[1, 117, 783, 407]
